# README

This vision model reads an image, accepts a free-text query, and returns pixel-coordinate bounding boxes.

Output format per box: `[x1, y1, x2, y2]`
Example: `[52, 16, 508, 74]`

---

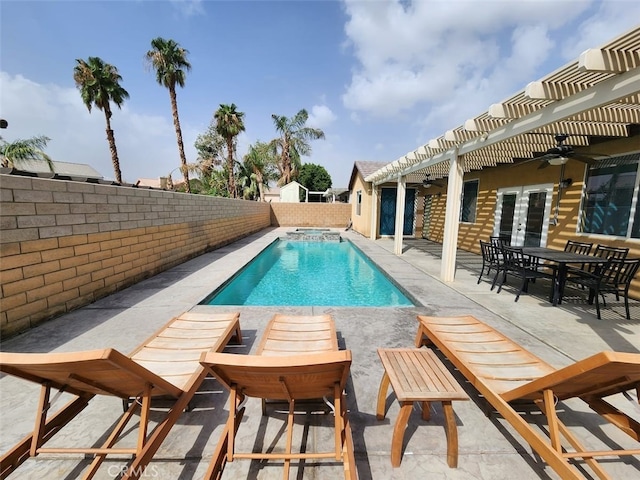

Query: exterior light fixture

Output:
[559, 178, 573, 189]
[548, 156, 569, 166]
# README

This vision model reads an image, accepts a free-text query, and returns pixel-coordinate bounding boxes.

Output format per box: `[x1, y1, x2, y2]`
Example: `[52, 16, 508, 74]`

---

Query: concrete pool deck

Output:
[1, 227, 638, 479]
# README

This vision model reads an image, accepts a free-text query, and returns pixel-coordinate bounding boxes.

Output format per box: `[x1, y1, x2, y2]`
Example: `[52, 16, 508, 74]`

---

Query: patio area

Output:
[1, 228, 638, 479]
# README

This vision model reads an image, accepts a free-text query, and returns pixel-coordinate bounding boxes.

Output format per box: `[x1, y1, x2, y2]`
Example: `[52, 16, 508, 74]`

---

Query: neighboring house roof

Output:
[348, 161, 389, 190]
[281, 181, 308, 192]
[324, 187, 348, 196]
[136, 178, 166, 188]
[13, 159, 103, 179]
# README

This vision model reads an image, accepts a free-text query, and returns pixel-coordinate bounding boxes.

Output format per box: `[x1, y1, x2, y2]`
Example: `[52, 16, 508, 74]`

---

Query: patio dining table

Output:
[521, 247, 606, 306]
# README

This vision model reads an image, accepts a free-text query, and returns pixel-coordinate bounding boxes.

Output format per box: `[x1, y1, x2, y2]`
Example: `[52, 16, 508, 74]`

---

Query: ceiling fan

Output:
[422, 174, 444, 188]
[520, 134, 605, 169]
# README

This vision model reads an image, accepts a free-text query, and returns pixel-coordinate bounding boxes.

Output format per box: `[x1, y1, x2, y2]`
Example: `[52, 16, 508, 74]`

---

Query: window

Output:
[356, 190, 362, 216]
[580, 154, 640, 238]
[460, 179, 479, 223]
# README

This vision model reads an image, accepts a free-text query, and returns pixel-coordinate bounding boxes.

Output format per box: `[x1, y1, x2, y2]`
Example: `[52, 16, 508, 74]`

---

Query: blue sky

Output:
[1, 0, 639, 187]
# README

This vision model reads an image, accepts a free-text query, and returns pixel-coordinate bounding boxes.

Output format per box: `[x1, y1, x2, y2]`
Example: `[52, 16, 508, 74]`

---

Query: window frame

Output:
[578, 154, 640, 239]
[460, 179, 479, 223]
[356, 190, 362, 216]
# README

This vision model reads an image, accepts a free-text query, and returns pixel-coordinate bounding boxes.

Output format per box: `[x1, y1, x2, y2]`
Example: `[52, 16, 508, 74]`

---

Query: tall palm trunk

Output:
[255, 171, 265, 202]
[169, 85, 190, 193]
[226, 138, 235, 198]
[103, 105, 123, 184]
[282, 139, 291, 184]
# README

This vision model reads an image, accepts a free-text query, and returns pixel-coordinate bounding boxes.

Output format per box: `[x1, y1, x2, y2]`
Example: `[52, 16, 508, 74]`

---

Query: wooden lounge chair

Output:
[414, 314, 640, 480]
[256, 313, 339, 356]
[0, 311, 242, 480]
[200, 313, 357, 479]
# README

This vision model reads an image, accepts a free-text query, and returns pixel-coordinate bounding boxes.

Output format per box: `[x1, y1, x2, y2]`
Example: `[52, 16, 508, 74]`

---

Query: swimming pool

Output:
[202, 239, 413, 306]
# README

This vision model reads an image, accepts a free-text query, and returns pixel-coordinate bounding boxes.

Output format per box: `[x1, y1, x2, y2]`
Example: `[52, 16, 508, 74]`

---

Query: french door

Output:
[379, 188, 416, 236]
[494, 184, 553, 247]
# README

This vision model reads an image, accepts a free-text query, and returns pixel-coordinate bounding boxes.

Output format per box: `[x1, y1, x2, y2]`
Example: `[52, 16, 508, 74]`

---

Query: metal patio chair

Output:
[565, 257, 640, 320]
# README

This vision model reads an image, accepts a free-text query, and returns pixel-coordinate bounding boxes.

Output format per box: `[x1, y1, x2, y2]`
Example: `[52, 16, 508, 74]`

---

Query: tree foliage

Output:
[146, 37, 192, 193]
[73, 56, 129, 183]
[0, 135, 54, 171]
[270, 109, 325, 186]
[297, 163, 332, 192]
[194, 124, 226, 178]
[214, 103, 245, 198]
[242, 141, 279, 201]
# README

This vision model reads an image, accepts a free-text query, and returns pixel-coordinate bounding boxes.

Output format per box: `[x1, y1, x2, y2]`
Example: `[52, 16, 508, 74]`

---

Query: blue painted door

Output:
[379, 188, 416, 236]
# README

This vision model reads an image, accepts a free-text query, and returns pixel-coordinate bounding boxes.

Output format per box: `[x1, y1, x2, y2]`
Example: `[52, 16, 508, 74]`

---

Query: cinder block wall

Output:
[270, 203, 351, 227]
[0, 175, 271, 338]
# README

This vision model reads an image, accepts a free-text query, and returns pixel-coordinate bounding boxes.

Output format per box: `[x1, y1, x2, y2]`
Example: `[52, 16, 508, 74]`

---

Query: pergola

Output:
[365, 26, 640, 282]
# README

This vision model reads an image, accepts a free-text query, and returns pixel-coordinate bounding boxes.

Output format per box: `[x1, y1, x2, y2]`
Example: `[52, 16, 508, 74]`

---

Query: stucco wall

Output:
[350, 174, 373, 237]
[270, 202, 351, 227]
[0, 175, 271, 337]
[351, 176, 426, 240]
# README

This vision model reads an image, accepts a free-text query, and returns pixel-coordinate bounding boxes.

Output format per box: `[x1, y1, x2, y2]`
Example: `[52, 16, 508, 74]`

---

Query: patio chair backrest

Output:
[564, 240, 593, 255]
[592, 244, 629, 260]
[599, 257, 640, 289]
[480, 240, 496, 262]
[490, 235, 510, 247]
[586, 244, 629, 275]
[502, 246, 530, 272]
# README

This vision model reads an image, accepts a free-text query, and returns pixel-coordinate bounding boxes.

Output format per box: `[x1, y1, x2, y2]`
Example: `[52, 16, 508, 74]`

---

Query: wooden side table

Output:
[376, 348, 469, 467]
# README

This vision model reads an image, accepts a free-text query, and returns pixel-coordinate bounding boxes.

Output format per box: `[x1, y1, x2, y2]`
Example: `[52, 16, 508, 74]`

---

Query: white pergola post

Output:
[369, 185, 378, 241]
[441, 150, 463, 282]
[394, 175, 406, 255]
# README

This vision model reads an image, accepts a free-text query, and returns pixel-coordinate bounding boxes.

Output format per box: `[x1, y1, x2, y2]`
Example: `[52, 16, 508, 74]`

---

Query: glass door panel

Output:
[495, 184, 553, 247]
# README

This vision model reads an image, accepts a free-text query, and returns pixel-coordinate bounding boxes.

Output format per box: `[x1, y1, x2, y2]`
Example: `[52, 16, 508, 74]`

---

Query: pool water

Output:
[202, 240, 413, 306]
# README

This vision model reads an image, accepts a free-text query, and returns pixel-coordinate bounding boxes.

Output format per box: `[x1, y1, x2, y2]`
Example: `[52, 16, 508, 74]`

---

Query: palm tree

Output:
[270, 109, 325, 186]
[214, 104, 245, 198]
[0, 135, 54, 171]
[243, 141, 278, 202]
[146, 37, 192, 193]
[73, 57, 129, 183]
[236, 159, 259, 200]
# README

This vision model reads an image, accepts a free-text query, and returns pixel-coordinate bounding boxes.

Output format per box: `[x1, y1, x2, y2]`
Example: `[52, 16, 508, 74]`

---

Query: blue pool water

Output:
[202, 240, 413, 306]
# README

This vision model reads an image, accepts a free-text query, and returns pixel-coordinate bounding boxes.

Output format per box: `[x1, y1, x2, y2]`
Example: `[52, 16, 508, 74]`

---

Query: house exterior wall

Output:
[350, 173, 373, 237]
[350, 173, 425, 239]
[270, 203, 351, 227]
[422, 160, 640, 299]
[0, 175, 271, 338]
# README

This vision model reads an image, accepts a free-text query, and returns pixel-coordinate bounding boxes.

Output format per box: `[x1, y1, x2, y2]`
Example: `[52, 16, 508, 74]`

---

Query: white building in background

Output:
[280, 181, 308, 202]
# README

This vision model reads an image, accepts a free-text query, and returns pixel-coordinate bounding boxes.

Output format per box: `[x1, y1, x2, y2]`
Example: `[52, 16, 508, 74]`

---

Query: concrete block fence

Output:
[0, 175, 271, 338]
[270, 202, 351, 227]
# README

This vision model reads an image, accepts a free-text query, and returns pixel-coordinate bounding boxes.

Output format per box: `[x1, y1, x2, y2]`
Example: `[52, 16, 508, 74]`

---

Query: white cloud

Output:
[340, 0, 640, 144]
[306, 105, 337, 130]
[170, 0, 205, 18]
[0, 72, 197, 183]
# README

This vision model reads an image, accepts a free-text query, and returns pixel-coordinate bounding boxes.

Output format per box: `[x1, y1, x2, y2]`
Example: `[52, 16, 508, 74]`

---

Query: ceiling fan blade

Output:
[537, 161, 551, 170]
[510, 157, 539, 167]
[570, 154, 598, 165]
[536, 153, 561, 161]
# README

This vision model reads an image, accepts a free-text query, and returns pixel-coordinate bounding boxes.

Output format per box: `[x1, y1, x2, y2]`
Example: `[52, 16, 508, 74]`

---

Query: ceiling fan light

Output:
[548, 156, 569, 166]
[422, 180, 432, 188]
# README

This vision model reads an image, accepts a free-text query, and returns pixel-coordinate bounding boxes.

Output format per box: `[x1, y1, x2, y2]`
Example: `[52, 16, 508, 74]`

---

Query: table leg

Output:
[376, 371, 390, 420]
[442, 401, 459, 468]
[421, 401, 431, 421]
[391, 402, 412, 467]
[555, 264, 568, 306]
